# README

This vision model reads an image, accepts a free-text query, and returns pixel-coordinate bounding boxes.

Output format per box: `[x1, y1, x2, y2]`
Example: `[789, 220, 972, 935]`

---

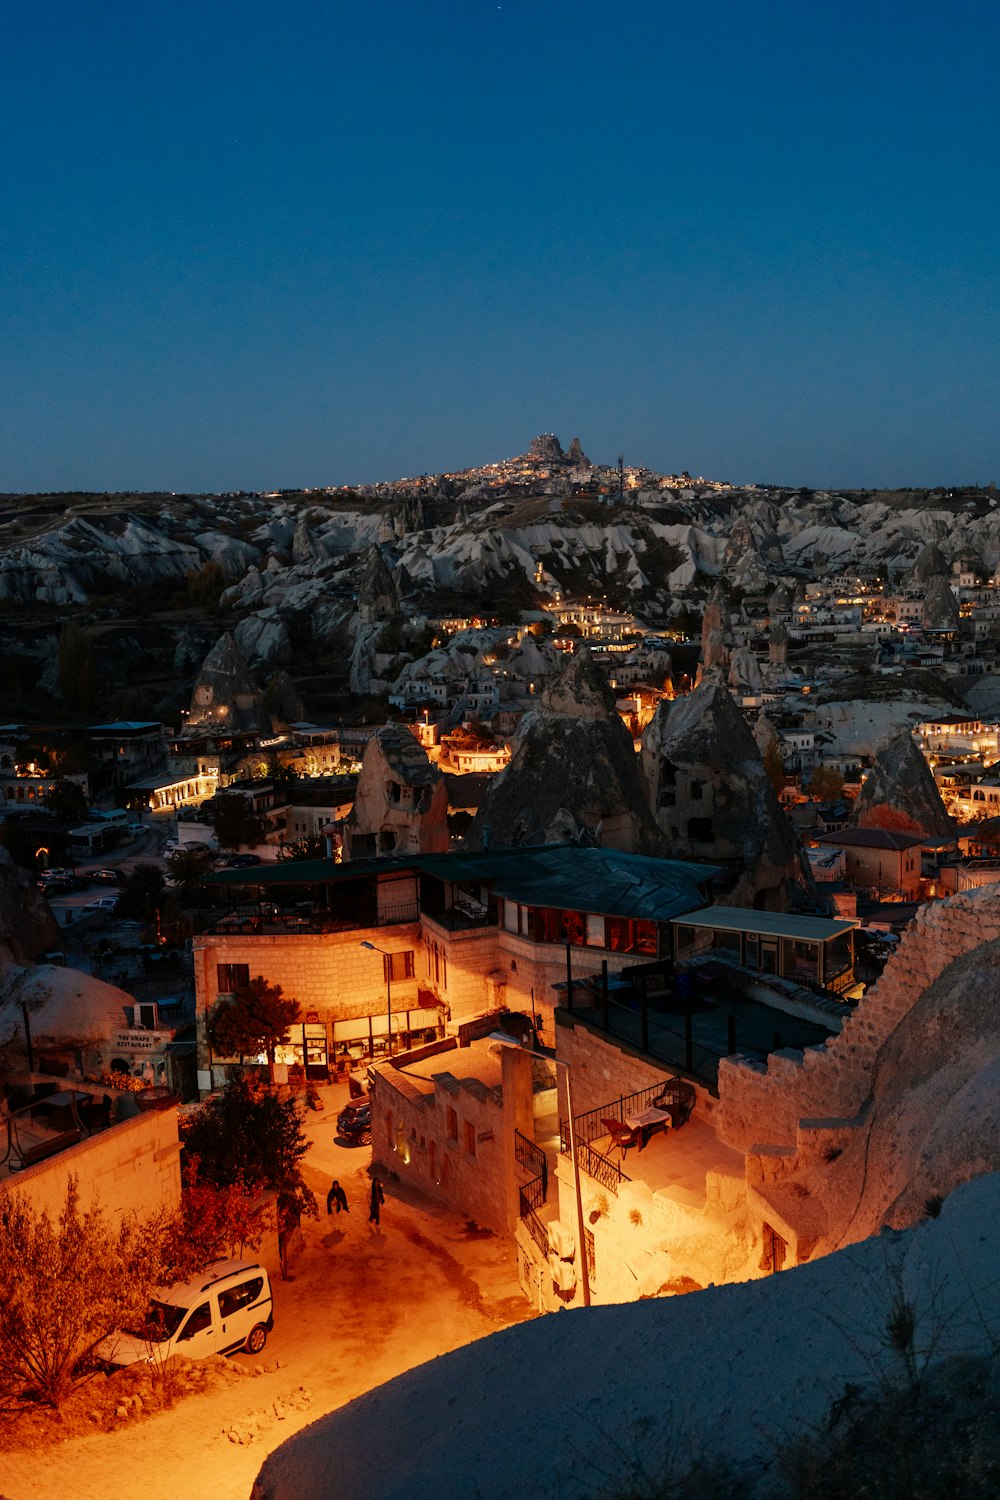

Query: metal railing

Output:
[559, 1081, 669, 1154]
[202, 900, 421, 937]
[519, 1171, 546, 1213]
[575, 1139, 630, 1196]
[514, 1128, 548, 1186]
[518, 1189, 549, 1256]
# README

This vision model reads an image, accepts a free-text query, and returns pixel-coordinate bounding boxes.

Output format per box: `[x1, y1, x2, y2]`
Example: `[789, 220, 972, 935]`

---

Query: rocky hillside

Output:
[2, 438, 997, 720]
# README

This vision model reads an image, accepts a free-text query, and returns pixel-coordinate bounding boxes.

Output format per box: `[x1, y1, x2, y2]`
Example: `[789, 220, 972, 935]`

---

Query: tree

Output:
[44, 778, 89, 824]
[808, 765, 845, 801]
[57, 620, 95, 715]
[165, 848, 214, 890]
[210, 795, 267, 851]
[279, 834, 326, 862]
[0, 1178, 164, 1407]
[181, 1073, 316, 1234]
[116, 861, 166, 922]
[206, 974, 301, 1080]
[762, 742, 786, 797]
[160, 1159, 274, 1282]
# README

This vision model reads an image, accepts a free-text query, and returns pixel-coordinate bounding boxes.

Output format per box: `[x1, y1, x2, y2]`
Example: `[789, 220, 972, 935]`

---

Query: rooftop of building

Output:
[670, 906, 857, 943]
[814, 828, 925, 852]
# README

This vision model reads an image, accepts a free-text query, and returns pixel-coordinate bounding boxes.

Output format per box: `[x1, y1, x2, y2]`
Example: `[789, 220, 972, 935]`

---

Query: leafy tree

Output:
[43, 778, 89, 824]
[0, 1178, 164, 1407]
[279, 834, 326, 862]
[57, 620, 95, 715]
[116, 861, 166, 922]
[808, 765, 846, 801]
[181, 1072, 316, 1232]
[762, 741, 786, 796]
[211, 795, 267, 851]
[160, 1159, 274, 1281]
[206, 974, 301, 1080]
[185, 560, 226, 610]
[165, 847, 214, 890]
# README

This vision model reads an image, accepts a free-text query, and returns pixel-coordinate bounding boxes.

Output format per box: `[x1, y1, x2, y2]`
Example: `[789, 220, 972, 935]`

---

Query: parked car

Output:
[337, 1097, 371, 1144]
[90, 868, 123, 885]
[127, 823, 148, 837]
[225, 852, 264, 869]
[99, 1260, 274, 1370]
[85, 895, 120, 912]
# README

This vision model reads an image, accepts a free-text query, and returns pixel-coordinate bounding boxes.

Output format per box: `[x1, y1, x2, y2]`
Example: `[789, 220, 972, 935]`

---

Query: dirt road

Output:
[2, 1081, 532, 1500]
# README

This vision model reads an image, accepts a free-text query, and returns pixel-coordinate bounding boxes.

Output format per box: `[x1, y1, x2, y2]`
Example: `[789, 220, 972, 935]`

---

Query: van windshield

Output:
[127, 1300, 187, 1343]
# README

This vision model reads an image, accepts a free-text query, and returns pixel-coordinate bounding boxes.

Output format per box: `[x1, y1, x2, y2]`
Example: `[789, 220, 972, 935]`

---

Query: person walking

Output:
[327, 1179, 349, 1216]
[369, 1175, 385, 1228]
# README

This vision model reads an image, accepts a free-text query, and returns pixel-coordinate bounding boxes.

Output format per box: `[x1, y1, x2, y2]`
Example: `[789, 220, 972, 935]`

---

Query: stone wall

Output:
[369, 1056, 508, 1234]
[554, 1011, 715, 1121]
[716, 888, 1000, 1153]
[192, 924, 424, 1070]
[1, 1108, 182, 1222]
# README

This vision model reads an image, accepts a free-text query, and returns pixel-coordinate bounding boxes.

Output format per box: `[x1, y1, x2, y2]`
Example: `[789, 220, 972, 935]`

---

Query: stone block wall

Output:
[369, 1058, 508, 1234]
[1, 1108, 182, 1222]
[716, 888, 1000, 1153]
[192, 924, 424, 1069]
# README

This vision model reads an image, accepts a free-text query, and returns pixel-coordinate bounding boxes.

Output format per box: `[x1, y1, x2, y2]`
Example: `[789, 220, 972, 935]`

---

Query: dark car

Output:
[336, 1098, 371, 1144]
[224, 853, 263, 869]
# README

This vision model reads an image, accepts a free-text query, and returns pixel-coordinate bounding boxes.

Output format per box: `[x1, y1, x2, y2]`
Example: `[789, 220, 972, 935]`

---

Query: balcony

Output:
[200, 900, 420, 938]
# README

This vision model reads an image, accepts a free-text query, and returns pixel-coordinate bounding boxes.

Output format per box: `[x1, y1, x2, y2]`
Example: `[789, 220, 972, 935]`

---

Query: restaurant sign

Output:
[112, 1028, 173, 1053]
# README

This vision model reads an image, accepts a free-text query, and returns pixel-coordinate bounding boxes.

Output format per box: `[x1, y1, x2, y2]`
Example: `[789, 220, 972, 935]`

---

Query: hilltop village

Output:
[5, 436, 1000, 1489]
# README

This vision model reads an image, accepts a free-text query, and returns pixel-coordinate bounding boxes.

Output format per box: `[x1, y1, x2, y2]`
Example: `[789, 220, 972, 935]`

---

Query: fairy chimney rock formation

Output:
[343, 725, 448, 860]
[639, 681, 813, 910]
[358, 545, 401, 625]
[697, 583, 733, 681]
[853, 729, 955, 841]
[468, 648, 664, 854]
[186, 631, 270, 734]
[910, 542, 950, 584]
[921, 575, 961, 632]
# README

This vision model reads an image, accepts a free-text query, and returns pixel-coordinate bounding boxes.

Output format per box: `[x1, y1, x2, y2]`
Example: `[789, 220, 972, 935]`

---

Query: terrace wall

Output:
[716, 888, 1000, 1153]
[0, 1108, 182, 1222]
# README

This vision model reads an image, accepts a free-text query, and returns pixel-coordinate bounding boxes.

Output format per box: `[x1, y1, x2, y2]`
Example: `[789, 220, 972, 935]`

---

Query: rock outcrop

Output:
[527, 434, 566, 464]
[343, 725, 448, 859]
[921, 574, 961, 632]
[639, 682, 813, 909]
[357, 545, 400, 626]
[697, 583, 732, 681]
[910, 541, 950, 583]
[468, 649, 665, 854]
[185, 631, 270, 734]
[852, 729, 955, 840]
[0, 850, 59, 962]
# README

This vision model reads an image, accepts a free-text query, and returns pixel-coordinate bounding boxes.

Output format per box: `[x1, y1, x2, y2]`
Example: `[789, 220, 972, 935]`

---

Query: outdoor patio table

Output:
[38, 1091, 91, 1122]
[623, 1106, 671, 1149]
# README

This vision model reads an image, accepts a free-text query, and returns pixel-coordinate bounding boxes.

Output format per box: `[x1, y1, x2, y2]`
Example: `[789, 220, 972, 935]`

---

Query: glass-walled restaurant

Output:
[670, 908, 858, 994]
[500, 899, 660, 957]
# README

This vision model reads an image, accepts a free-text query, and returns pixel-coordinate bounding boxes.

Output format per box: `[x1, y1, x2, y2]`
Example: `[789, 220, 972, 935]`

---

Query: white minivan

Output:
[100, 1259, 274, 1369]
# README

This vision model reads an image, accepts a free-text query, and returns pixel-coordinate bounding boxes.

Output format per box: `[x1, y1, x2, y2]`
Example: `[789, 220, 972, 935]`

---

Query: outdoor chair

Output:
[81, 1093, 112, 1132]
[652, 1080, 697, 1130]
[602, 1117, 641, 1158]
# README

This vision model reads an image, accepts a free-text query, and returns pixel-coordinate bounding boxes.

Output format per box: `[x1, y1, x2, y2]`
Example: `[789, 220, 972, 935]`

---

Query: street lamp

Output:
[360, 941, 393, 1057]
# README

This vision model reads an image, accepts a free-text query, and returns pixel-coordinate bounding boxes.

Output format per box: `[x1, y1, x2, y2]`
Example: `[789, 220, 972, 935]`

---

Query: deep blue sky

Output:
[3, 2, 998, 493]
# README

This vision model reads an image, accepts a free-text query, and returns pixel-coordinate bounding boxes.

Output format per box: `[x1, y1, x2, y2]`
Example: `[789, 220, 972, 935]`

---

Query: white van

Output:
[100, 1259, 273, 1369]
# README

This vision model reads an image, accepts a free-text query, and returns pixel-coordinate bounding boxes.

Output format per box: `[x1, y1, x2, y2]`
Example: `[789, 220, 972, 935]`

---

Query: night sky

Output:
[3, 1, 998, 493]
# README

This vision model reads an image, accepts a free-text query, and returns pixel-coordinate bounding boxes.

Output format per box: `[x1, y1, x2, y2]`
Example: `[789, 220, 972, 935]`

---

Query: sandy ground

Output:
[1, 1081, 532, 1500]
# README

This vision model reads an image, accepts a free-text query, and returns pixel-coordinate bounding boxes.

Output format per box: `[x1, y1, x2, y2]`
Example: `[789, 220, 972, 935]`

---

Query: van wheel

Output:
[360, 1128, 372, 1145]
[245, 1324, 268, 1355]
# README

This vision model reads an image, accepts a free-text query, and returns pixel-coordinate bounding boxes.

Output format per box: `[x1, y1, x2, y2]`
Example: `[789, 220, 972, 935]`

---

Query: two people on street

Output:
[327, 1175, 386, 1228]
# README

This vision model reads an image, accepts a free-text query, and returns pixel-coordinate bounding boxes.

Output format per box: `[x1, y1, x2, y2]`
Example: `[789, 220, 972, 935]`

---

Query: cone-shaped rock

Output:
[186, 631, 270, 733]
[358, 545, 400, 625]
[921, 575, 961, 632]
[639, 682, 813, 909]
[468, 648, 664, 853]
[698, 583, 732, 681]
[853, 730, 955, 840]
[910, 543, 950, 584]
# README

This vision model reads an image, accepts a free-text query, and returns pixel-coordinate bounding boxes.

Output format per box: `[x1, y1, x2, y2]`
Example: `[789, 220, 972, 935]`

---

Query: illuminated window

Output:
[384, 951, 415, 982]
